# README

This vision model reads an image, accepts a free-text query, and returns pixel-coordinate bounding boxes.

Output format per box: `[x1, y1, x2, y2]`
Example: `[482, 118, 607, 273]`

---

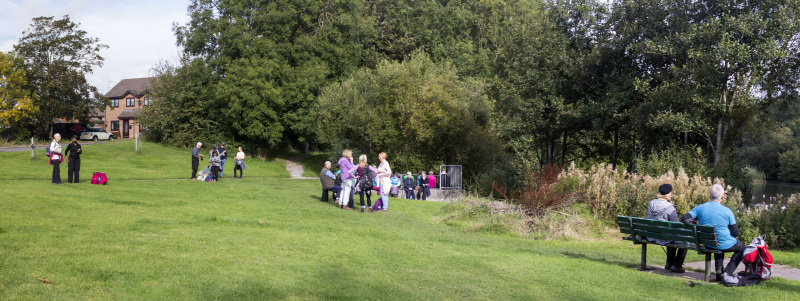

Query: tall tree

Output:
[614, 0, 800, 165]
[167, 0, 375, 149]
[13, 16, 108, 137]
[0, 52, 37, 132]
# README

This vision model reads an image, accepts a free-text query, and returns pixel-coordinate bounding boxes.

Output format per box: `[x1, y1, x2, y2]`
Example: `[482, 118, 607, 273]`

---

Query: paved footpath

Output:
[639, 258, 800, 282]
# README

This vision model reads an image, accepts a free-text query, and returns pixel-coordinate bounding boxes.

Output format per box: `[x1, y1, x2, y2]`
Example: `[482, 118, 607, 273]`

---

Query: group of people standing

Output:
[320, 150, 392, 212]
[49, 133, 83, 184]
[191, 142, 246, 181]
[320, 150, 442, 212]
[647, 183, 745, 281]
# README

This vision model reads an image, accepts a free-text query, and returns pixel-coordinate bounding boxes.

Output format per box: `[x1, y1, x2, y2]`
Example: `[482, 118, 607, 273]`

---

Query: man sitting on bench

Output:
[320, 161, 342, 202]
[648, 184, 687, 273]
[682, 184, 745, 281]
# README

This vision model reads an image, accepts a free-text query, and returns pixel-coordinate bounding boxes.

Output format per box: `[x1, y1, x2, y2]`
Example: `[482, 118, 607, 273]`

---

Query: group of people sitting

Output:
[391, 171, 436, 200]
[319, 150, 440, 212]
[647, 183, 745, 281]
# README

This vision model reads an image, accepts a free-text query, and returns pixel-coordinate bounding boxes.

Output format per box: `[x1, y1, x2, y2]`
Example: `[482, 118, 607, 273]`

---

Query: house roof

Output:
[117, 109, 140, 119]
[88, 108, 105, 118]
[105, 77, 153, 99]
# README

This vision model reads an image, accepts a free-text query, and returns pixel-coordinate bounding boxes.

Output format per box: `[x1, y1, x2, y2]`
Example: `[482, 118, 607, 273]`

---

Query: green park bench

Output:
[617, 215, 724, 282]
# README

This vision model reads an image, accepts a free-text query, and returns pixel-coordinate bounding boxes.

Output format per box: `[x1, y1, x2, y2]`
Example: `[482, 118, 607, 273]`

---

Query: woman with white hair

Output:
[49, 133, 63, 184]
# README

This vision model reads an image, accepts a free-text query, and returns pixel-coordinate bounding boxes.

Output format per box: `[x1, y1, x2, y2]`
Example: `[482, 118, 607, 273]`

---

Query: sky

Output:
[0, 0, 192, 93]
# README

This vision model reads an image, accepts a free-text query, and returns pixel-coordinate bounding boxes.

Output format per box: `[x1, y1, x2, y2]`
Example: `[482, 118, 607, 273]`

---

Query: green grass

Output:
[297, 153, 331, 178]
[2, 140, 800, 300]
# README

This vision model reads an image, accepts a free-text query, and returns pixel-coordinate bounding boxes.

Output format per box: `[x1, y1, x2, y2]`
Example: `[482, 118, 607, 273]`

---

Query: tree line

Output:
[3, 1, 799, 191]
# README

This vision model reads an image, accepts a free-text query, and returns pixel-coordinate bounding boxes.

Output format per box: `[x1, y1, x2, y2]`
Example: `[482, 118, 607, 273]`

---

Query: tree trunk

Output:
[611, 130, 619, 170]
[715, 117, 724, 165]
[561, 132, 567, 163]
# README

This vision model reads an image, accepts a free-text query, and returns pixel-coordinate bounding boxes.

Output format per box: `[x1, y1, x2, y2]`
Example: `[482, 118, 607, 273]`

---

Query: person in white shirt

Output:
[49, 133, 63, 184]
[233, 145, 246, 178]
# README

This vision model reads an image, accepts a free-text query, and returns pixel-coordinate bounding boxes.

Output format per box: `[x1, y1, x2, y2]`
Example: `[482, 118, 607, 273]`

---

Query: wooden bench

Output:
[617, 215, 724, 281]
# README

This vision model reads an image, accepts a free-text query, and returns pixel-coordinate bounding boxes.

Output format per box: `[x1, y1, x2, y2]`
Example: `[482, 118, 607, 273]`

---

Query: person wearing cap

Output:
[218, 142, 228, 178]
[647, 183, 687, 273]
[403, 171, 416, 199]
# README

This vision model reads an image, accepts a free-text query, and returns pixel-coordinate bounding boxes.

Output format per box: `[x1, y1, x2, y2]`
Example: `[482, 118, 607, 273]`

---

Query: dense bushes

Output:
[741, 195, 800, 250]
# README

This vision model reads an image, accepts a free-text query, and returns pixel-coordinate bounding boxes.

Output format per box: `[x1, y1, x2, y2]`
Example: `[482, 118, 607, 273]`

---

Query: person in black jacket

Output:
[64, 135, 82, 183]
[416, 171, 428, 200]
[403, 171, 416, 199]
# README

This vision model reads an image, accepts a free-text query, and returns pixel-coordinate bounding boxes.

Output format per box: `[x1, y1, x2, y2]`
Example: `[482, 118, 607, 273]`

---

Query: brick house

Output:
[104, 78, 152, 139]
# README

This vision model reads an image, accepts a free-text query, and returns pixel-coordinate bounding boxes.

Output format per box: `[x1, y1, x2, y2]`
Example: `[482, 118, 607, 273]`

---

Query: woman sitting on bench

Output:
[647, 184, 687, 273]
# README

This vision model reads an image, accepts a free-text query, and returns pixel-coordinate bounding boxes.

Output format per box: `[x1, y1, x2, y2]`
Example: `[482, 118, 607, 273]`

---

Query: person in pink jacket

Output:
[427, 170, 437, 197]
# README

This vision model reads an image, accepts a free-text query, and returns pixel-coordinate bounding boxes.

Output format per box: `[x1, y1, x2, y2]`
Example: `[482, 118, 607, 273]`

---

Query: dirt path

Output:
[284, 156, 317, 179]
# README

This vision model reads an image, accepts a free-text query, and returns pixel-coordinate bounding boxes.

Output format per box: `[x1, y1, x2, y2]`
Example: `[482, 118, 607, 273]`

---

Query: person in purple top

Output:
[337, 149, 359, 210]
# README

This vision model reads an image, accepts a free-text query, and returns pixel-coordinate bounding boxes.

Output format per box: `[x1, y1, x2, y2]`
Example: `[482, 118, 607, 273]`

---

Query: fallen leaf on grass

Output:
[38, 278, 52, 284]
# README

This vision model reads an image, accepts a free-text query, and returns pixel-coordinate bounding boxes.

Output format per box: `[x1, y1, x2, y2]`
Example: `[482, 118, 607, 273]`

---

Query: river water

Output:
[750, 181, 800, 205]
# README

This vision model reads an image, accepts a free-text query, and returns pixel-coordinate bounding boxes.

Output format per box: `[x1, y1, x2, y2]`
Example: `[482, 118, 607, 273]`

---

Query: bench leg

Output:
[640, 244, 647, 270]
[704, 253, 712, 282]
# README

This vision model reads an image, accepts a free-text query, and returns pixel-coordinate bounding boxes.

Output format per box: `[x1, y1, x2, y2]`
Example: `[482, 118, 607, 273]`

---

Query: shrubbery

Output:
[559, 162, 743, 223]
[741, 195, 800, 250]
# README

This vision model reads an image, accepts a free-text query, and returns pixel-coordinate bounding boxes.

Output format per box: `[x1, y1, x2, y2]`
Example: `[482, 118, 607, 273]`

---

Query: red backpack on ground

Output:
[91, 172, 108, 185]
[743, 236, 773, 280]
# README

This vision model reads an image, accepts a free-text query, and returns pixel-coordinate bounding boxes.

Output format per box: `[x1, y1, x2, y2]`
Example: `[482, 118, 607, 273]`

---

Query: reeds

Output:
[559, 162, 743, 222]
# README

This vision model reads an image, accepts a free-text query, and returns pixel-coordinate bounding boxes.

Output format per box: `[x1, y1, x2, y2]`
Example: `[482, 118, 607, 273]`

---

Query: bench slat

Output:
[622, 236, 724, 254]
[617, 215, 716, 233]
[619, 224, 716, 239]
[619, 228, 718, 247]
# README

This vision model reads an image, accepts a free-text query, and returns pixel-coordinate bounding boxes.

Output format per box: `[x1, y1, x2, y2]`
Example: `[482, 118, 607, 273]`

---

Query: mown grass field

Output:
[2, 140, 800, 300]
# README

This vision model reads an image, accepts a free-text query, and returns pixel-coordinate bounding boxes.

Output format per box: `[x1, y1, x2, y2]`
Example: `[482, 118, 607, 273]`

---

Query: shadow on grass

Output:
[766, 278, 800, 293]
[561, 251, 635, 269]
[310, 195, 343, 208]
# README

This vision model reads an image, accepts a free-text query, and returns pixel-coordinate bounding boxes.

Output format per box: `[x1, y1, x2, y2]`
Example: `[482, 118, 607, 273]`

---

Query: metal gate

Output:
[438, 165, 462, 190]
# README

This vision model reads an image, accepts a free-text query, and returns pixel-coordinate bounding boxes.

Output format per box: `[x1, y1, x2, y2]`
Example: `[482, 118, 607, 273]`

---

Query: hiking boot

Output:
[715, 271, 724, 282]
[669, 266, 685, 273]
[665, 264, 672, 271]
[361, 207, 365, 212]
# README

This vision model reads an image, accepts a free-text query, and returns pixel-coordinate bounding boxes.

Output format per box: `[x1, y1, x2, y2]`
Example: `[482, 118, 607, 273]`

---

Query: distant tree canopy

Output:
[139, 0, 800, 190]
[12, 16, 108, 138]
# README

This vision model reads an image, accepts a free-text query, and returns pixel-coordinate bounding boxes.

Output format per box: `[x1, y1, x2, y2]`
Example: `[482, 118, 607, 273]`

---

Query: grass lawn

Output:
[2, 140, 800, 300]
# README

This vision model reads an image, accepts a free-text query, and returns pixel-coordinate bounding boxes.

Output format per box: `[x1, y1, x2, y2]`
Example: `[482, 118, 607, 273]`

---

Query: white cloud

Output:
[0, 0, 191, 93]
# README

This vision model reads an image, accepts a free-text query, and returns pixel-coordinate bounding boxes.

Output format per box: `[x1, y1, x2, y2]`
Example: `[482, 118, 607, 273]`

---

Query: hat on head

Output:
[221, 142, 225, 146]
[659, 184, 673, 195]
[213, 144, 218, 148]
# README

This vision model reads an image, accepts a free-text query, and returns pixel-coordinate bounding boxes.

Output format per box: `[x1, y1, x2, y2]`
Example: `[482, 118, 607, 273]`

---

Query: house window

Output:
[143, 97, 151, 105]
[126, 98, 135, 107]
[112, 99, 119, 107]
[111, 121, 119, 131]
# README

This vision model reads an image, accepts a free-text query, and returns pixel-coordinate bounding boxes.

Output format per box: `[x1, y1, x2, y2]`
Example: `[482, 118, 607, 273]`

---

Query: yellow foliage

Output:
[0, 52, 37, 126]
